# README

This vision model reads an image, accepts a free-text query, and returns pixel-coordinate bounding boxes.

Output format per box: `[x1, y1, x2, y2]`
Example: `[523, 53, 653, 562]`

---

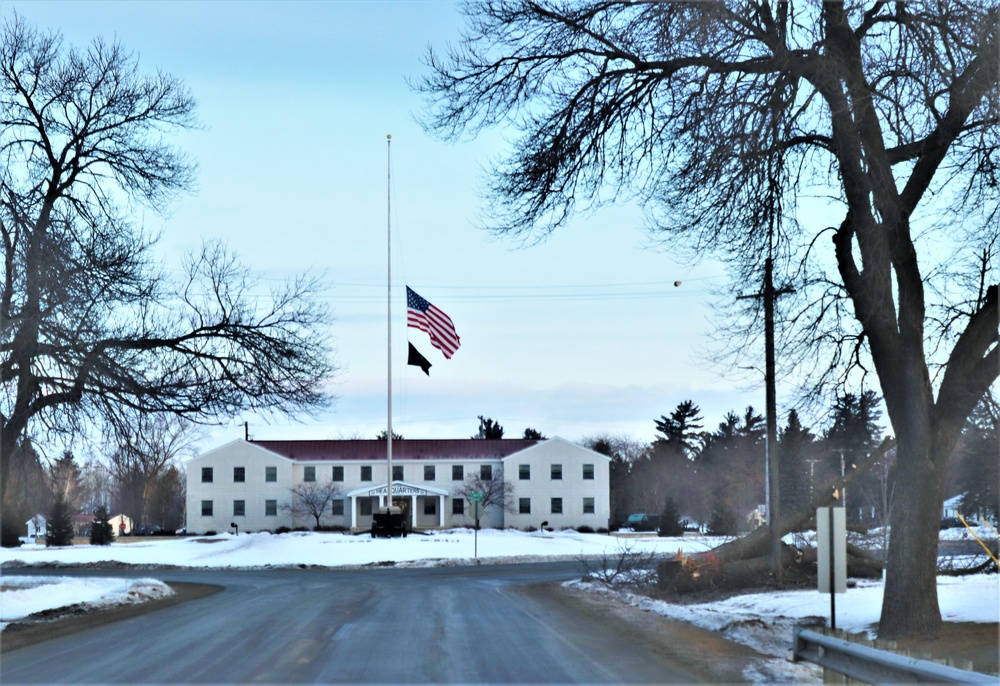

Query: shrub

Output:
[204, 530, 217, 536]
[1, 504, 25, 547]
[274, 526, 292, 534]
[89, 506, 114, 545]
[46, 493, 74, 547]
[575, 525, 595, 534]
[523, 526, 537, 532]
[707, 504, 739, 536]
[314, 524, 348, 532]
[658, 497, 686, 537]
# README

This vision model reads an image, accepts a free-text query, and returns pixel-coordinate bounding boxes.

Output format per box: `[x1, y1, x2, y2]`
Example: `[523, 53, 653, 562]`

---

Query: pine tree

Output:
[707, 503, 739, 536]
[46, 492, 74, 547]
[658, 497, 686, 537]
[89, 505, 114, 545]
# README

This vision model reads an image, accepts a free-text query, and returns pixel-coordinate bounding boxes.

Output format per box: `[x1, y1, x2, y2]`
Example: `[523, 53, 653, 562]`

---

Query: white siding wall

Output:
[503, 438, 611, 530]
[185, 442, 293, 534]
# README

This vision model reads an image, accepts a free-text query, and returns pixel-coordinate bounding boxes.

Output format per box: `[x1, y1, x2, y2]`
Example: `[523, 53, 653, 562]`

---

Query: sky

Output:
[4, 0, 776, 453]
[3, 530, 998, 683]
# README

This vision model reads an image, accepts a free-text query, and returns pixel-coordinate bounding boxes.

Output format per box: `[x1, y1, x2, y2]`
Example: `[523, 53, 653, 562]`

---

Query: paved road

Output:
[1, 563, 747, 683]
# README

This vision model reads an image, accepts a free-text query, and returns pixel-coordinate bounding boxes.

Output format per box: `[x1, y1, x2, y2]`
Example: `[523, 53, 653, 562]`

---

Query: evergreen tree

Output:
[471, 416, 504, 439]
[707, 503, 739, 536]
[823, 390, 885, 527]
[777, 410, 816, 518]
[46, 492, 74, 547]
[50, 451, 83, 510]
[657, 497, 686, 537]
[653, 400, 705, 458]
[90, 505, 114, 545]
[522, 427, 546, 440]
[955, 397, 999, 524]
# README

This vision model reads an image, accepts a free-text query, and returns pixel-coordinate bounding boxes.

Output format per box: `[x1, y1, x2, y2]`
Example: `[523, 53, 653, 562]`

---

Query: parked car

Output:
[135, 525, 162, 536]
[939, 517, 964, 530]
[624, 513, 660, 532]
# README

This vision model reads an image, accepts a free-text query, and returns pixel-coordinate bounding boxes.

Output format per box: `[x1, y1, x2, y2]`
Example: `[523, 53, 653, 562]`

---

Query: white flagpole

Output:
[386, 134, 393, 510]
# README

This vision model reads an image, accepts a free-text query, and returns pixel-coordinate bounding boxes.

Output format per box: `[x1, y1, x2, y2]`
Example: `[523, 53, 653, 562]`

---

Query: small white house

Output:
[110, 514, 133, 537]
[25, 514, 46, 539]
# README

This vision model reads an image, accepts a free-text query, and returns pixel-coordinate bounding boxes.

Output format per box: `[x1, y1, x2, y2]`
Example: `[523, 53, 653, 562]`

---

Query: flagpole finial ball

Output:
[674, 280, 682, 287]
[387, 134, 392, 139]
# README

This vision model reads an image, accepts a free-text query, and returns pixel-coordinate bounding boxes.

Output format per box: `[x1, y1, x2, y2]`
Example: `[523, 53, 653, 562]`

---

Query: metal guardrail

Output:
[792, 625, 1000, 685]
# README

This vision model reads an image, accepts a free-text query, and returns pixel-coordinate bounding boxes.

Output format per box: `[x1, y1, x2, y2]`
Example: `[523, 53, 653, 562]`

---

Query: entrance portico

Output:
[347, 481, 450, 530]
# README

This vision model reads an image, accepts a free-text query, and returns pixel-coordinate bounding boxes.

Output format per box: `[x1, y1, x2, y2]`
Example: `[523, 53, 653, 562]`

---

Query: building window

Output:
[201, 500, 213, 517]
[551, 498, 563, 514]
[233, 500, 245, 517]
[360, 498, 373, 516]
[452, 465, 463, 481]
[519, 498, 531, 515]
[424, 499, 437, 516]
[480, 465, 493, 481]
[265, 466, 277, 482]
[424, 465, 435, 481]
[519, 464, 530, 480]
[265, 500, 277, 517]
[234, 467, 245, 483]
[551, 464, 562, 480]
[583, 464, 594, 480]
[202, 467, 213, 483]
[393, 465, 403, 481]
[331, 499, 344, 516]
[583, 497, 595, 514]
[361, 466, 372, 481]
[304, 466, 316, 482]
[332, 466, 344, 482]
[452, 498, 464, 515]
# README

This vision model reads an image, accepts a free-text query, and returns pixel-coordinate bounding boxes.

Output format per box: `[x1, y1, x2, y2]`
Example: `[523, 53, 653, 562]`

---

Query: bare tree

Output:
[282, 481, 343, 529]
[0, 17, 337, 503]
[454, 470, 515, 518]
[106, 413, 199, 527]
[417, 1, 998, 638]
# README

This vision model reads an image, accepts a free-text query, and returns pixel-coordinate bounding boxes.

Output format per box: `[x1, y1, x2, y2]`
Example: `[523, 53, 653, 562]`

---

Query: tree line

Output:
[1, 415, 194, 545]
[586, 393, 998, 537]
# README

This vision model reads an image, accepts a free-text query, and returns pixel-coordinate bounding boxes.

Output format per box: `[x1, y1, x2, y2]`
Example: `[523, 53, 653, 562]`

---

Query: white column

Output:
[411, 496, 418, 529]
[438, 495, 445, 527]
[350, 496, 357, 529]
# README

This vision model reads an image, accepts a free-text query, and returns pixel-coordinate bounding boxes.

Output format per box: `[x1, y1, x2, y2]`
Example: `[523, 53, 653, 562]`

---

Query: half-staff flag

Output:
[406, 286, 461, 359]
[407, 342, 432, 375]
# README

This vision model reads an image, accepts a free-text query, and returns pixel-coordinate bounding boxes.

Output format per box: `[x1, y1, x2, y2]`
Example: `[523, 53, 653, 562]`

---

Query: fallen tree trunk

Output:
[660, 438, 895, 593]
[701, 437, 896, 566]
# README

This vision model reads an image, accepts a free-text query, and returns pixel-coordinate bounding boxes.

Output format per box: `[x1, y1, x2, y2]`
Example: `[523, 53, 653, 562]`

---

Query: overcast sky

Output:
[5, 0, 777, 451]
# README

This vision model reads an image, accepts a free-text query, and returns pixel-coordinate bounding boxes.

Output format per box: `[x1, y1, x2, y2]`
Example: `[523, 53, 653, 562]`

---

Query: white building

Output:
[185, 437, 610, 534]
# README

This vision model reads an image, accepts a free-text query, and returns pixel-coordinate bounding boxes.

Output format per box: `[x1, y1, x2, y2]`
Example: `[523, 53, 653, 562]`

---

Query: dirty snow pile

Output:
[0, 576, 173, 631]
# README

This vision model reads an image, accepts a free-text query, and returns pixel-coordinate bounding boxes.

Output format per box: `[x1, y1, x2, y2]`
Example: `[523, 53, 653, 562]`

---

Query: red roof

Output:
[249, 439, 539, 462]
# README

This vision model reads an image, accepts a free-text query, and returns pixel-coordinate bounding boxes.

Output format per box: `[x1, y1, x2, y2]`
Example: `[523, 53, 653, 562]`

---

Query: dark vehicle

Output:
[371, 506, 407, 538]
[135, 525, 162, 536]
[624, 513, 660, 532]
[940, 517, 964, 530]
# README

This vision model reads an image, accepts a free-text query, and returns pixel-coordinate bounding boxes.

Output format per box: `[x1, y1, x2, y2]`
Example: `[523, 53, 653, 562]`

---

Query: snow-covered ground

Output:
[2, 529, 997, 684]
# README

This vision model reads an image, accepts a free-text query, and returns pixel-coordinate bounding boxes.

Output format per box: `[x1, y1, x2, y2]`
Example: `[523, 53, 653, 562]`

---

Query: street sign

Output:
[470, 493, 484, 502]
[470, 500, 485, 521]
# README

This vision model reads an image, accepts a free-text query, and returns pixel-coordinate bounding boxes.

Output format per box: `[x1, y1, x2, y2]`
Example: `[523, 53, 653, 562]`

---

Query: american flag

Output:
[407, 286, 461, 359]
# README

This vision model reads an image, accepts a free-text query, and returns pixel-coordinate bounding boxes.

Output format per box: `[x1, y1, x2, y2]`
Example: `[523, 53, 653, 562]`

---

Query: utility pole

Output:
[738, 255, 794, 580]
